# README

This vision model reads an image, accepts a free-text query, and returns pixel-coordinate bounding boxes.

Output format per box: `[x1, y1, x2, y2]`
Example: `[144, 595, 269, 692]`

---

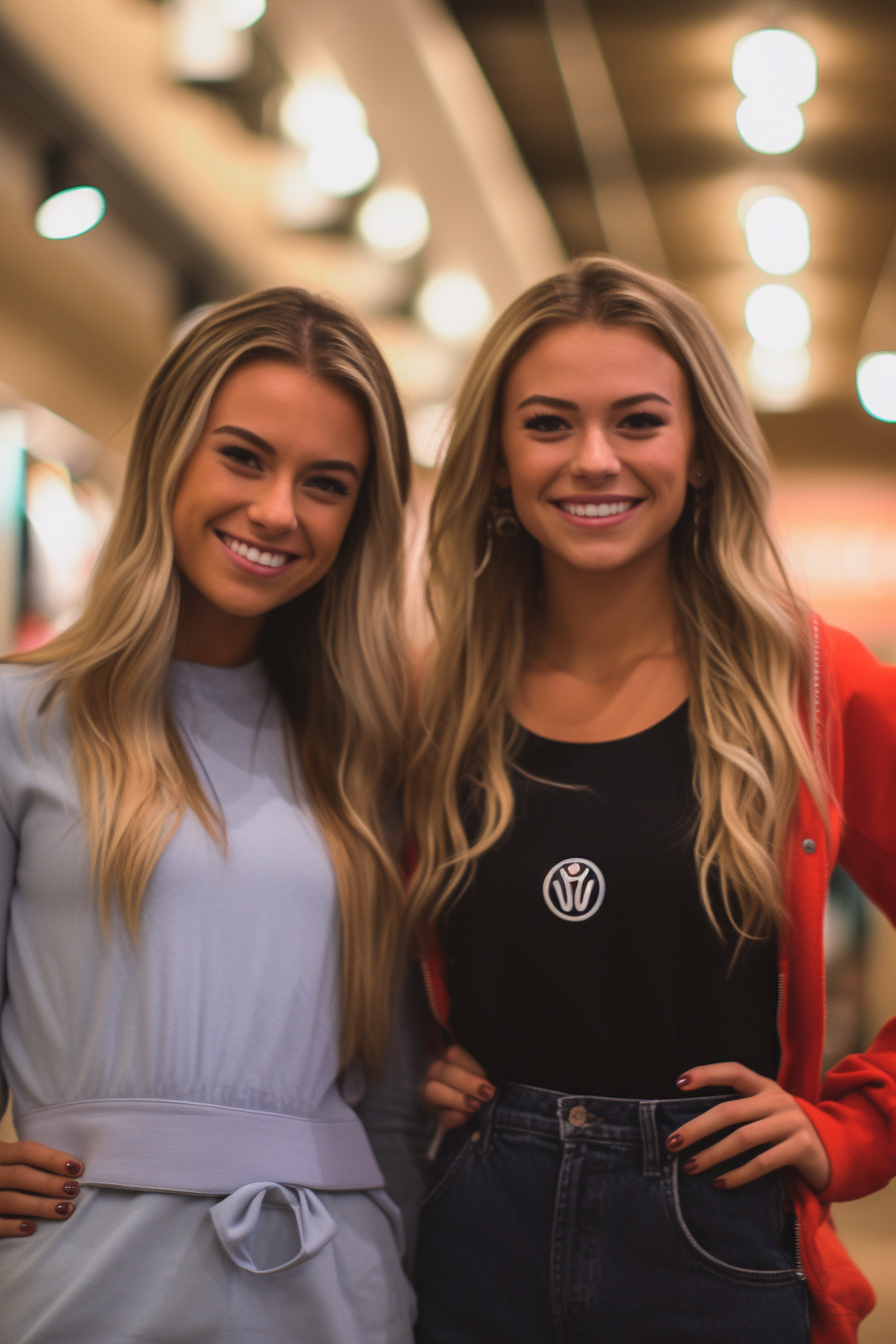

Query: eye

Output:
[618, 412, 665, 431]
[220, 445, 262, 470]
[523, 413, 570, 433]
[305, 475, 351, 497]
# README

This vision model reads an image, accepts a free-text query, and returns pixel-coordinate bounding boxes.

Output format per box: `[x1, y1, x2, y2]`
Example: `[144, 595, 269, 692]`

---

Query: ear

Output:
[494, 462, 511, 489]
[687, 458, 707, 489]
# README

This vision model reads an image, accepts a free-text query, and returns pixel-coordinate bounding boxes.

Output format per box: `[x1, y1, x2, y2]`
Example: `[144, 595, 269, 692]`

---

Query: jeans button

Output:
[569, 1106, 588, 1127]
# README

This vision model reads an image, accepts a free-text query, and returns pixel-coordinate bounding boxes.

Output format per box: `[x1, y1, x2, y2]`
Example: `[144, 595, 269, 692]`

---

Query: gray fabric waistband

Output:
[18, 1098, 385, 1195]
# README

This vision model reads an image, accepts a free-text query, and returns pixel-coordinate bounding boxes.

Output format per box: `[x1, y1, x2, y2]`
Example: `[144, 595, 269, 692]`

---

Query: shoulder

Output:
[816, 618, 896, 706]
[0, 662, 64, 741]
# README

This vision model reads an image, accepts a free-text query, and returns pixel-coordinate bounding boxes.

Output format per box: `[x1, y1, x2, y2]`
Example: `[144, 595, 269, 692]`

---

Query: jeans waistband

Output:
[478, 1083, 733, 1178]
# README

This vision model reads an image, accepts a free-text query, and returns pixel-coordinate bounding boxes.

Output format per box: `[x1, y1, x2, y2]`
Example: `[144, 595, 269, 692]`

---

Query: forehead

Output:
[504, 322, 688, 405]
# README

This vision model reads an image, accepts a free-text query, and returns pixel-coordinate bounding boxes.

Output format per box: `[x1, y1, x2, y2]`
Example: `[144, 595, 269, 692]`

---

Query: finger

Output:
[0, 1165, 80, 1200]
[667, 1093, 786, 1153]
[0, 1192, 76, 1220]
[441, 1045, 488, 1079]
[679, 1114, 796, 1175]
[0, 1141, 83, 1178]
[429, 1061, 494, 1102]
[675, 1063, 775, 1097]
[0, 1218, 37, 1238]
[436, 1108, 471, 1131]
[710, 1136, 806, 1190]
[422, 1078, 483, 1116]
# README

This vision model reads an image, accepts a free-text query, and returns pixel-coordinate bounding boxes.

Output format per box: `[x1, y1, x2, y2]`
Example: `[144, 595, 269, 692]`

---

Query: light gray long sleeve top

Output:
[0, 659, 388, 1271]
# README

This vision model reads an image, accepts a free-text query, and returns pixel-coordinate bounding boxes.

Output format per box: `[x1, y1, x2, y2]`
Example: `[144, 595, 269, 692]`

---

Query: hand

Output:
[421, 1045, 495, 1130]
[0, 1140, 84, 1237]
[665, 1063, 831, 1192]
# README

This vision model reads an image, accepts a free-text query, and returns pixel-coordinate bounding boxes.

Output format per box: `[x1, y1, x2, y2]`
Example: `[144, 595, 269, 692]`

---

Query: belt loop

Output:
[639, 1102, 661, 1177]
[475, 1089, 498, 1154]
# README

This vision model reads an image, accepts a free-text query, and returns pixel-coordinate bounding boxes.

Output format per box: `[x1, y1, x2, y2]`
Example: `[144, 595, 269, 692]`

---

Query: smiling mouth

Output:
[215, 530, 299, 572]
[554, 498, 640, 519]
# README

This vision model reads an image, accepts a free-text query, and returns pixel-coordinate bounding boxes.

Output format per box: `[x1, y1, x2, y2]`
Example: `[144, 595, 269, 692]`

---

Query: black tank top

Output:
[442, 702, 781, 1099]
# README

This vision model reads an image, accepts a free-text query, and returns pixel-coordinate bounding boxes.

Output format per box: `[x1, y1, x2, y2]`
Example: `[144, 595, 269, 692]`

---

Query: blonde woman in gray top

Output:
[0, 288, 416, 1342]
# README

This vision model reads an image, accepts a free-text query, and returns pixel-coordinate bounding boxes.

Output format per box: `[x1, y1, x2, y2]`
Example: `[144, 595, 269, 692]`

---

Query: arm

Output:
[0, 675, 83, 1236]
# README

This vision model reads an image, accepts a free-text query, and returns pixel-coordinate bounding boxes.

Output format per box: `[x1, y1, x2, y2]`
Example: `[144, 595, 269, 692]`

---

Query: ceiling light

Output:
[732, 29, 817, 105]
[269, 152, 345, 229]
[416, 272, 492, 343]
[856, 352, 896, 423]
[749, 343, 811, 389]
[34, 186, 106, 240]
[744, 284, 811, 351]
[220, 0, 265, 30]
[304, 132, 379, 198]
[280, 79, 366, 149]
[735, 99, 805, 154]
[356, 188, 430, 259]
[743, 195, 811, 274]
[162, 0, 251, 81]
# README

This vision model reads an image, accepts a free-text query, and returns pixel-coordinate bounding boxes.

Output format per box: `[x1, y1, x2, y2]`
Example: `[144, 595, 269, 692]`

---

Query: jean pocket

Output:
[420, 1128, 476, 1214]
[664, 1159, 802, 1284]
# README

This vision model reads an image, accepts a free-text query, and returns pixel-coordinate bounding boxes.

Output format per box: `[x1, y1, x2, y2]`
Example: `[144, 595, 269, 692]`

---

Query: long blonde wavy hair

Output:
[407, 256, 827, 947]
[12, 287, 410, 1070]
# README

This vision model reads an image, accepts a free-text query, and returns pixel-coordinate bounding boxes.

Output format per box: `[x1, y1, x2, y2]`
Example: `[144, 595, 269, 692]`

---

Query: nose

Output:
[246, 474, 298, 535]
[570, 424, 621, 478]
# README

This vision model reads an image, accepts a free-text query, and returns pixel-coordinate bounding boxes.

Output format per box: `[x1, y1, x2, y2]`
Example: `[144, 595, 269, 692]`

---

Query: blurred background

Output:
[0, 0, 893, 1327]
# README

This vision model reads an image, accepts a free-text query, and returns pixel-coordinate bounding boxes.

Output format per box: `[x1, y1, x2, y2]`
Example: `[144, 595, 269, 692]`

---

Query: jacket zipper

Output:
[794, 1216, 806, 1280]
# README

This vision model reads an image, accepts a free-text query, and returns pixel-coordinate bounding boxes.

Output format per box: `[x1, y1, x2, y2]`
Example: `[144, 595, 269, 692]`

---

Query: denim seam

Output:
[639, 1101, 662, 1177]
[666, 1160, 801, 1284]
[550, 1138, 572, 1344]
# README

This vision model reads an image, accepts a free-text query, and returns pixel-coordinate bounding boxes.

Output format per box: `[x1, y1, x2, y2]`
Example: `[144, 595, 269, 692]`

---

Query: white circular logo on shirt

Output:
[542, 858, 606, 922]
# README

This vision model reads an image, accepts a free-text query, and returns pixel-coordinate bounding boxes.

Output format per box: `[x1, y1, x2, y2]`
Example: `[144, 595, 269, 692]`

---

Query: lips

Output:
[215, 530, 300, 574]
[551, 496, 643, 525]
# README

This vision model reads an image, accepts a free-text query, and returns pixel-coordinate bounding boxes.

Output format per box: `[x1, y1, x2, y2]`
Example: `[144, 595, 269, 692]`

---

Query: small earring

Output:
[490, 487, 519, 537]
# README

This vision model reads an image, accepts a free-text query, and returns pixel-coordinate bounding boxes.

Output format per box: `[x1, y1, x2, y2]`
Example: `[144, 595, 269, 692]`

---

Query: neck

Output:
[534, 540, 681, 680]
[172, 578, 264, 668]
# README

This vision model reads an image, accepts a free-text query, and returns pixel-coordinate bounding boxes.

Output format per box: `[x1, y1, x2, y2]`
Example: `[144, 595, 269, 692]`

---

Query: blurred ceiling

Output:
[0, 0, 893, 474]
[446, 0, 896, 466]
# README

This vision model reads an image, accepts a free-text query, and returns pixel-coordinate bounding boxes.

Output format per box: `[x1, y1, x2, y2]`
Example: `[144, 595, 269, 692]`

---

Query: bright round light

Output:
[749, 343, 811, 390]
[735, 98, 805, 154]
[856, 352, 896, 423]
[743, 195, 811, 274]
[416, 272, 492, 343]
[744, 284, 811, 351]
[305, 132, 379, 198]
[732, 29, 817, 105]
[280, 79, 366, 149]
[34, 186, 106, 240]
[221, 0, 265, 29]
[356, 188, 430, 259]
[269, 152, 345, 229]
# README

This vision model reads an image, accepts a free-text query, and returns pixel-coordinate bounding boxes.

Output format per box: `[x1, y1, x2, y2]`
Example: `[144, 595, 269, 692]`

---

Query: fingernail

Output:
[19, 1221, 35, 1235]
[465, 1097, 481, 1111]
[683, 1159, 699, 1174]
[62, 1182, 79, 1196]
[676, 1075, 691, 1089]
[713, 1177, 726, 1190]
[65, 1162, 82, 1177]
[666, 1134, 683, 1150]
[478, 1084, 494, 1100]
[55, 1202, 73, 1216]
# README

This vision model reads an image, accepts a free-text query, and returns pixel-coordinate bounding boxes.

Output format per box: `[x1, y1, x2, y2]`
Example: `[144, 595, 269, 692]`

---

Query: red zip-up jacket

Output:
[420, 617, 896, 1343]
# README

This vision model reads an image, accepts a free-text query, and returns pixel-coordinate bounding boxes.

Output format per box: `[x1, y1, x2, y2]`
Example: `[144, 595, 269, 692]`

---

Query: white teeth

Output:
[560, 500, 634, 519]
[223, 535, 291, 569]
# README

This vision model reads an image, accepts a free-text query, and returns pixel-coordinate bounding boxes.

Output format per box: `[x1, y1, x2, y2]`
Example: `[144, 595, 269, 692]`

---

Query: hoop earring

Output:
[473, 515, 494, 579]
[491, 487, 519, 538]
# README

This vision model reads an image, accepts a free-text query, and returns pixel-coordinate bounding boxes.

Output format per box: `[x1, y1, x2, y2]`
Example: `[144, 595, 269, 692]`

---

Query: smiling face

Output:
[171, 358, 369, 663]
[499, 322, 702, 579]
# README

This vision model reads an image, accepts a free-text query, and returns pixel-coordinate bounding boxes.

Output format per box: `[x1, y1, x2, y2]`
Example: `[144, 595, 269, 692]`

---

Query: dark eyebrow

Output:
[516, 392, 672, 412]
[212, 426, 359, 479]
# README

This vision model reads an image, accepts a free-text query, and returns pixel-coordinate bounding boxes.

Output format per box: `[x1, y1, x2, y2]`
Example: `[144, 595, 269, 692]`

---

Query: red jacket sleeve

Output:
[803, 623, 896, 1203]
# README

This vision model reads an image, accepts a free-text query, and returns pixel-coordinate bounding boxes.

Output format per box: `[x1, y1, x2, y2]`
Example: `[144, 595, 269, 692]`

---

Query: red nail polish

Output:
[55, 1202, 72, 1216]
[62, 1182, 79, 1196]
[65, 1162, 82, 1177]
[465, 1097, 481, 1111]
[713, 1177, 726, 1190]
[676, 1075, 691, 1088]
[479, 1084, 494, 1100]
[19, 1221, 35, 1235]
[684, 1159, 699, 1174]
[666, 1134, 683, 1149]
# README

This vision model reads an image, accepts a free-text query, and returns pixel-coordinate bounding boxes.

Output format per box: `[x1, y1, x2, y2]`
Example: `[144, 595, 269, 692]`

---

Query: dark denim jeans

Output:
[415, 1084, 811, 1344]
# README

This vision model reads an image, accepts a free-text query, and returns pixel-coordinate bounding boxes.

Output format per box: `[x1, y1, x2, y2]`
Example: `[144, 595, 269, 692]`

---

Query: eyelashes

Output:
[521, 412, 667, 434]
[219, 448, 351, 496]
